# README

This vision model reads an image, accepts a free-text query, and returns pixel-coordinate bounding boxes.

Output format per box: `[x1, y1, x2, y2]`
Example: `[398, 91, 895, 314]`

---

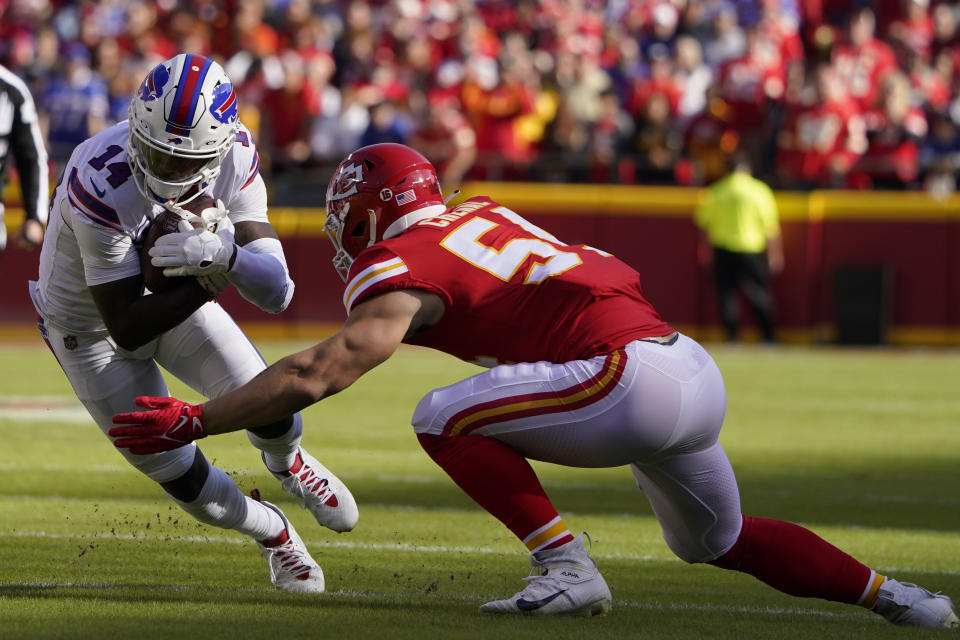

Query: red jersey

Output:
[342, 197, 673, 365]
[777, 97, 864, 184]
[832, 40, 898, 109]
[717, 49, 786, 128]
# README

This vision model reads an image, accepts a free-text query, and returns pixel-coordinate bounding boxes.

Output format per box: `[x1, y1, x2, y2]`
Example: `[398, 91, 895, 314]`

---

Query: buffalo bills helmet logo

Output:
[209, 83, 238, 125]
[138, 63, 169, 102]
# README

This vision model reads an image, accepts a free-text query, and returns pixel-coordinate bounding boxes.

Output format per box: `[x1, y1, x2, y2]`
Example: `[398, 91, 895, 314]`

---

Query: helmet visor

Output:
[136, 138, 218, 183]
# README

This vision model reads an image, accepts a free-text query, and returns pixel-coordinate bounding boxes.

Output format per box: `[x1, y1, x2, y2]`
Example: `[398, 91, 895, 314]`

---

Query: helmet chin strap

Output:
[366, 209, 377, 248]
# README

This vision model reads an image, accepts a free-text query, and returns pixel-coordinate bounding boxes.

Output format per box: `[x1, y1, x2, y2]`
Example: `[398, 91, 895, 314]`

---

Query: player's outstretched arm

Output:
[110, 289, 443, 451]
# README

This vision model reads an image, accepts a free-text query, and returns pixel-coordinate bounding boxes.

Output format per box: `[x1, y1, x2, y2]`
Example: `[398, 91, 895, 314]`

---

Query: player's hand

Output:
[110, 396, 207, 454]
[14, 218, 44, 248]
[197, 273, 230, 298]
[150, 226, 237, 277]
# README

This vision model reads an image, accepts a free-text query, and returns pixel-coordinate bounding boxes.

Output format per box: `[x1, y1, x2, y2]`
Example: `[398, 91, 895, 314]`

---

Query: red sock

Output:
[418, 433, 574, 552]
[709, 515, 878, 604]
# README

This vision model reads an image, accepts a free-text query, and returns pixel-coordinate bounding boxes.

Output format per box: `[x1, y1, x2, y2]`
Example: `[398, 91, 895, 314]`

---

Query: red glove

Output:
[110, 396, 207, 454]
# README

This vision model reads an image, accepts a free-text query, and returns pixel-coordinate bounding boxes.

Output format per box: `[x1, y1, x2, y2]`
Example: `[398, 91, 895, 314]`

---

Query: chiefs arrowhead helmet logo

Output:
[329, 162, 364, 201]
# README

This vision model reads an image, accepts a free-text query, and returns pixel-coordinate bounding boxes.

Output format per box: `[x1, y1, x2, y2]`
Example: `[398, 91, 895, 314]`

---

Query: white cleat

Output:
[253, 491, 325, 594]
[479, 533, 612, 617]
[266, 447, 359, 533]
[873, 578, 959, 628]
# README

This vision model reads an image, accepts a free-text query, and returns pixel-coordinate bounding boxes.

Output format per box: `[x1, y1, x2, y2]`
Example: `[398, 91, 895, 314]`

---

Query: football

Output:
[139, 195, 217, 293]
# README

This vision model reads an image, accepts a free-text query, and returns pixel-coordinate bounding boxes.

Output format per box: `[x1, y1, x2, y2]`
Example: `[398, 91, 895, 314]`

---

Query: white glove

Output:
[150, 225, 237, 277]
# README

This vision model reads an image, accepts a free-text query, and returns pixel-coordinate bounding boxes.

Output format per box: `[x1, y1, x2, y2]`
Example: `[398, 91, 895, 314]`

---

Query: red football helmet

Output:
[324, 143, 446, 279]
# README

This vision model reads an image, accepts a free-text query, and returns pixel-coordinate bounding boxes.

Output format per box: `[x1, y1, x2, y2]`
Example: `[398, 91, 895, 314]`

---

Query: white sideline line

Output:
[0, 394, 81, 403]
[3, 530, 959, 577]
[1, 472, 957, 508]
[0, 529, 672, 561]
[0, 465, 957, 507]
[0, 494, 483, 515]
[0, 581, 877, 621]
[0, 409, 92, 422]
[0, 395, 91, 423]
[8, 495, 956, 535]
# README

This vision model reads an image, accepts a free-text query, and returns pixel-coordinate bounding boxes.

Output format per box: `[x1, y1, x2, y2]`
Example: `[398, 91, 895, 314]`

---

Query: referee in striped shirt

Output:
[0, 63, 48, 257]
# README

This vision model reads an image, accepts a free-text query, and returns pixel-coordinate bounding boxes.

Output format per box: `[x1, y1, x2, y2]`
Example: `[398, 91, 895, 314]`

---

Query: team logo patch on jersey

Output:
[209, 82, 238, 124]
[63, 335, 78, 351]
[138, 63, 169, 102]
[395, 189, 416, 206]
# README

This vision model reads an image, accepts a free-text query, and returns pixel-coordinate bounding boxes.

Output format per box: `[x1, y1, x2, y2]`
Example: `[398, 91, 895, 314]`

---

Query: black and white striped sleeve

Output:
[0, 65, 48, 225]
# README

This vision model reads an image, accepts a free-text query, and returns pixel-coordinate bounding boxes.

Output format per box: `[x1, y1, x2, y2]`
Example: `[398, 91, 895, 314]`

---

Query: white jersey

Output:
[32, 120, 266, 333]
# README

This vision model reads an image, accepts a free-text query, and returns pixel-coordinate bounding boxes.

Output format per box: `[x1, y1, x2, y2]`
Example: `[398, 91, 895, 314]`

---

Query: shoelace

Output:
[522, 566, 547, 584]
[294, 465, 337, 506]
[273, 540, 312, 580]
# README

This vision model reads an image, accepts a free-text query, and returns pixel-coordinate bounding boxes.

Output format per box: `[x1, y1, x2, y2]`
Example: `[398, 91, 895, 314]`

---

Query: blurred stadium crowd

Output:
[4, 0, 960, 198]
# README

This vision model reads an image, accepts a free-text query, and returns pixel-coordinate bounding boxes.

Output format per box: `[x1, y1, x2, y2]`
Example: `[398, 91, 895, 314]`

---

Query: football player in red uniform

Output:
[111, 144, 958, 627]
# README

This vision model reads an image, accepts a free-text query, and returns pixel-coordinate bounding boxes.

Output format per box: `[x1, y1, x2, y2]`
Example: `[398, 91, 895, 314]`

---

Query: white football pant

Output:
[412, 334, 742, 563]
[36, 300, 295, 482]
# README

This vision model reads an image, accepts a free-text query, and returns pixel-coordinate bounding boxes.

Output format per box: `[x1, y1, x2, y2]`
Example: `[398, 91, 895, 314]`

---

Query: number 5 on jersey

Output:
[440, 207, 582, 284]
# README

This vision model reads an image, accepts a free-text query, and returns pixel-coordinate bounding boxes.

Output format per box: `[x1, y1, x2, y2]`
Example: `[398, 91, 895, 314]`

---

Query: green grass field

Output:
[1, 339, 958, 639]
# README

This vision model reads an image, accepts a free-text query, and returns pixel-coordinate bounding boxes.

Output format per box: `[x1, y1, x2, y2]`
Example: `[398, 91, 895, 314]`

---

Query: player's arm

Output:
[206, 288, 439, 429]
[9, 75, 48, 247]
[89, 274, 213, 351]
[224, 218, 293, 313]
[109, 289, 444, 453]
[221, 145, 294, 313]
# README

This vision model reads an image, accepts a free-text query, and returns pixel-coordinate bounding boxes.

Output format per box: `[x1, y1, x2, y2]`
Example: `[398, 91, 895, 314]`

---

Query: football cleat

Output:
[252, 490, 325, 594]
[872, 578, 959, 628]
[265, 447, 359, 533]
[479, 532, 612, 616]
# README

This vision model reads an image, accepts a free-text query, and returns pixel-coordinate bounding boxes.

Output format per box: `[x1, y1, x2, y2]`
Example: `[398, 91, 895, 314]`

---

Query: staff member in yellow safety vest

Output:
[695, 153, 783, 343]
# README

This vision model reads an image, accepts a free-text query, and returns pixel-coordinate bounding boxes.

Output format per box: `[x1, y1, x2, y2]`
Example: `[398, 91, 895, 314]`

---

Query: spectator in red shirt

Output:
[682, 86, 742, 186]
[832, 8, 899, 110]
[906, 48, 951, 112]
[716, 24, 788, 169]
[759, 0, 806, 71]
[849, 72, 928, 188]
[776, 63, 866, 188]
[716, 25, 787, 131]
[889, 0, 935, 62]
[411, 93, 477, 188]
[261, 52, 319, 173]
[461, 56, 536, 178]
[628, 43, 681, 118]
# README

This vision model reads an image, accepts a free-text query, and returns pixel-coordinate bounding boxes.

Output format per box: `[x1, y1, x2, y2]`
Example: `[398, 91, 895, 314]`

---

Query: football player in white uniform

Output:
[29, 54, 357, 592]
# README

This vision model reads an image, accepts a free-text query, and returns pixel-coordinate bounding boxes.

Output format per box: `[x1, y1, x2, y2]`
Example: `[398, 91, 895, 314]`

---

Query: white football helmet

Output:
[127, 53, 239, 208]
